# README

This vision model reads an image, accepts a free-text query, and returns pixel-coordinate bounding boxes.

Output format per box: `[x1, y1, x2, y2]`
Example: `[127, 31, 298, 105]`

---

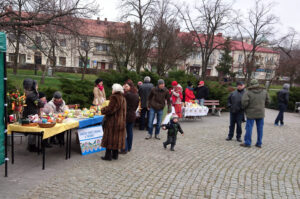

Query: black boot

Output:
[112, 150, 119, 160]
[226, 137, 232, 141]
[170, 144, 175, 151]
[101, 149, 112, 161]
[163, 142, 167, 149]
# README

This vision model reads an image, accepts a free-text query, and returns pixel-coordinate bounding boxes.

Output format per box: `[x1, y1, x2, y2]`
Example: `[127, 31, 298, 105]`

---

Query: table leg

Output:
[37, 134, 40, 155]
[42, 138, 45, 170]
[69, 130, 72, 159]
[11, 132, 14, 164]
[65, 131, 69, 160]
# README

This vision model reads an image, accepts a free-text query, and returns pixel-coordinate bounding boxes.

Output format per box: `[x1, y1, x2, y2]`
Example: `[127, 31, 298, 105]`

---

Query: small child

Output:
[162, 114, 184, 151]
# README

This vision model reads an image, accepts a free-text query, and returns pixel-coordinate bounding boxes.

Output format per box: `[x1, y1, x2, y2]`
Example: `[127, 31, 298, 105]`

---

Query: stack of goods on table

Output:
[182, 101, 209, 117]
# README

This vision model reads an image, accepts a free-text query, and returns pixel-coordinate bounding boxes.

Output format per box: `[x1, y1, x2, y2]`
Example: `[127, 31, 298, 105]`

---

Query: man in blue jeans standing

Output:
[146, 79, 171, 140]
[240, 79, 269, 148]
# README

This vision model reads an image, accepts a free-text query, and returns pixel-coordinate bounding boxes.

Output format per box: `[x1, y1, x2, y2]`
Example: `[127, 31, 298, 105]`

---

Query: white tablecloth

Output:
[182, 106, 209, 117]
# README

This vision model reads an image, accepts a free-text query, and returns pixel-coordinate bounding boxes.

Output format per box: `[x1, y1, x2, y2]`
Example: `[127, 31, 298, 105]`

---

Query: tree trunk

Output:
[13, 36, 20, 75]
[40, 58, 49, 84]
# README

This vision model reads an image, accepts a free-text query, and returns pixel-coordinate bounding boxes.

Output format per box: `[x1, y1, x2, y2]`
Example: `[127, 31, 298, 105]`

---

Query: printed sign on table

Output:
[78, 125, 105, 155]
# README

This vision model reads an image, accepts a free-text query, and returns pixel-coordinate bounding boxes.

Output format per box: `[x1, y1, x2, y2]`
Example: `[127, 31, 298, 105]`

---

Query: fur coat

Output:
[101, 92, 127, 150]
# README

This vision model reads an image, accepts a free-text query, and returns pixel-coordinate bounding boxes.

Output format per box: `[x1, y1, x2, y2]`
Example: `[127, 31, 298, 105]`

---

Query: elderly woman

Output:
[93, 78, 106, 106]
[101, 84, 127, 161]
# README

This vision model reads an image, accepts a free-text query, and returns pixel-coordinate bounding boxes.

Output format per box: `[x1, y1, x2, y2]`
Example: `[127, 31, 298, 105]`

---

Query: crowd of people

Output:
[21, 76, 290, 159]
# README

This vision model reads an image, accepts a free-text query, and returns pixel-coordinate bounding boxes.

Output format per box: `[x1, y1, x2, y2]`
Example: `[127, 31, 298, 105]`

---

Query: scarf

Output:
[97, 85, 104, 91]
[54, 100, 63, 112]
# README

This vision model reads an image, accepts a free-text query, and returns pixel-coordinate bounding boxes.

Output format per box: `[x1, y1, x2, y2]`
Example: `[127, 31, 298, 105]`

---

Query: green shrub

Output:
[140, 70, 160, 86]
[59, 78, 94, 108]
[268, 87, 300, 111]
[166, 70, 197, 89]
[39, 87, 58, 101]
[206, 82, 232, 109]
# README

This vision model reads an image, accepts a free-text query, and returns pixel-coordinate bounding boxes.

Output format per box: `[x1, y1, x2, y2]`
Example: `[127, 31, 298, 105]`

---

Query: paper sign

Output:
[78, 125, 105, 155]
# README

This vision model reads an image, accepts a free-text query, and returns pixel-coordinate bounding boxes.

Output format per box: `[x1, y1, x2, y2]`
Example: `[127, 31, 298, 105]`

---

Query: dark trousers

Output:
[125, 122, 134, 152]
[164, 135, 177, 149]
[228, 112, 243, 139]
[275, 103, 287, 125]
[139, 107, 149, 130]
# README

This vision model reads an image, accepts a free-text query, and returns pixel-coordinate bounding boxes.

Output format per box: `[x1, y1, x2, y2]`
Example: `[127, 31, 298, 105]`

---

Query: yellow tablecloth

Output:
[7, 121, 79, 139]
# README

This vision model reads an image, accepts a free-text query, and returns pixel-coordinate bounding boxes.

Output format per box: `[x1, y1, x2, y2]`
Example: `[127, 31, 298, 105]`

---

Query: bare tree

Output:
[76, 36, 94, 81]
[276, 29, 300, 86]
[151, 0, 195, 76]
[1, 0, 99, 75]
[119, 0, 157, 73]
[235, 0, 279, 85]
[106, 22, 136, 72]
[177, 0, 232, 80]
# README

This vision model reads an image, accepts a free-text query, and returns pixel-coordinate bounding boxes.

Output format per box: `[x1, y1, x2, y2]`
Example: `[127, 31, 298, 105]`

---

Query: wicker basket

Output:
[38, 122, 56, 128]
[22, 123, 38, 127]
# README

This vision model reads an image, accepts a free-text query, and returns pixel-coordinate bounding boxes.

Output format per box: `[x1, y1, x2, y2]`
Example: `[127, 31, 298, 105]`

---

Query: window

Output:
[8, 53, 15, 62]
[109, 63, 114, 70]
[219, 53, 223, 60]
[60, 39, 66, 47]
[19, 54, 26, 64]
[81, 41, 89, 49]
[8, 34, 26, 44]
[95, 43, 108, 51]
[238, 54, 243, 63]
[49, 56, 56, 66]
[265, 57, 268, 63]
[20, 35, 26, 44]
[79, 59, 84, 68]
[59, 57, 66, 66]
[35, 36, 41, 46]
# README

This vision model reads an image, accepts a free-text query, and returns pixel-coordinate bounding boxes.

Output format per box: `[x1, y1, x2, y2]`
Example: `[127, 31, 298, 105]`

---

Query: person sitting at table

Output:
[23, 79, 45, 152]
[47, 91, 68, 145]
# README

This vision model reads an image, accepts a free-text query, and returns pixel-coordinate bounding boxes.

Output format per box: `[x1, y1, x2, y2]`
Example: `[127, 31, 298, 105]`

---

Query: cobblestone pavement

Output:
[1, 109, 300, 199]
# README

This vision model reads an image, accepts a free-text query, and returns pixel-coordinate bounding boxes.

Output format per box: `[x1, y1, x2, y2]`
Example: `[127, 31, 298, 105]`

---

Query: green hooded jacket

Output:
[242, 85, 270, 119]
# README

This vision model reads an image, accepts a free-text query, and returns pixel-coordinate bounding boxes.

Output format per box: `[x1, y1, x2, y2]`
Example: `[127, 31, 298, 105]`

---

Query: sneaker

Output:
[240, 143, 251, 148]
[145, 134, 152, 140]
[237, 138, 242, 142]
[226, 137, 232, 141]
[155, 135, 161, 140]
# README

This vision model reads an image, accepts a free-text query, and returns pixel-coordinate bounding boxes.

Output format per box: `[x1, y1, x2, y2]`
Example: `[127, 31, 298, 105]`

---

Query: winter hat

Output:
[172, 81, 178, 86]
[187, 81, 193, 87]
[112, 83, 124, 94]
[144, 76, 151, 83]
[250, 79, 259, 86]
[237, 81, 244, 86]
[172, 114, 179, 119]
[23, 78, 34, 91]
[158, 79, 165, 85]
[283, 83, 290, 90]
[39, 92, 46, 99]
[53, 91, 62, 99]
[199, 81, 205, 85]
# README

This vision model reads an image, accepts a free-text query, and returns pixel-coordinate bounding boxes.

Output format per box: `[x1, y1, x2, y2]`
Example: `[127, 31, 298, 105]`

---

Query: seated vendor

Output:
[48, 91, 68, 114]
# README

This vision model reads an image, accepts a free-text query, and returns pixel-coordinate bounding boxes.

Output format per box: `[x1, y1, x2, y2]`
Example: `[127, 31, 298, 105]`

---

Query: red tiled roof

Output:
[178, 32, 279, 54]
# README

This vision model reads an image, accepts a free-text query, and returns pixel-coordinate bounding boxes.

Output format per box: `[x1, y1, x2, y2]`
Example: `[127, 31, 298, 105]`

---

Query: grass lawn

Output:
[7, 68, 98, 90]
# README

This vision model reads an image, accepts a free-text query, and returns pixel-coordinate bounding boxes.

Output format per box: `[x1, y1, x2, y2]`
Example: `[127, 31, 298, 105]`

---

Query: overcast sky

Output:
[97, 0, 300, 37]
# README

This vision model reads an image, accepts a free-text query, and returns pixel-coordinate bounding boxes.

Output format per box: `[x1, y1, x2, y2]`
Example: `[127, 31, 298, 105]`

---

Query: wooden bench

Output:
[204, 100, 225, 116]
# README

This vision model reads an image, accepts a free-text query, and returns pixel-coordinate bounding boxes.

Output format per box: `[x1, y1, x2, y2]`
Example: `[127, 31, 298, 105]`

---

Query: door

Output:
[101, 62, 106, 70]
[34, 52, 42, 65]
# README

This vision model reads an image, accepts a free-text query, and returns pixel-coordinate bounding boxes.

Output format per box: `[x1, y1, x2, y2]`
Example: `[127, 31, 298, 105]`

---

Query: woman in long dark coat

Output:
[101, 83, 127, 161]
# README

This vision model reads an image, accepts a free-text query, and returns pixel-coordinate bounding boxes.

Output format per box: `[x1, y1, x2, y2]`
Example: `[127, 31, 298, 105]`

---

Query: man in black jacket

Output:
[138, 76, 154, 130]
[226, 81, 245, 142]
[194, 81, 209, 106]
[274, 83, 290, 126]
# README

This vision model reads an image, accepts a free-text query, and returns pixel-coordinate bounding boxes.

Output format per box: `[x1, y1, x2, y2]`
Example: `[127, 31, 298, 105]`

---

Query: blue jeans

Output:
[244, 118, 264, 146]
[197, 98, 205, 106]
[275, 103, 287, 125]
[148, 108, 163, 136]
[125, 122, 134, 152]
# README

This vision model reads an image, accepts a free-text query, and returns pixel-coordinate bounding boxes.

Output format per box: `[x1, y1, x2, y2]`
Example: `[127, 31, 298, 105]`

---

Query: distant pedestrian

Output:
[240, 79, 269, 148]
[93, 78, 106, 106]
[194, 81, 209, 106]
[146, 79, 171, 140]
[138, 76, 154, 130]
[274, 84, 290, 126]
[170, 81, 183, 118]
[226, 81, 245, 142]
[185, 81, 195, 103]
[162, 114, 184, 151]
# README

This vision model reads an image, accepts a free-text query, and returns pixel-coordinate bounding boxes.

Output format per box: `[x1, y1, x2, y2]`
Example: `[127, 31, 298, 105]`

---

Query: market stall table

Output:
[7, 121, 79, 170]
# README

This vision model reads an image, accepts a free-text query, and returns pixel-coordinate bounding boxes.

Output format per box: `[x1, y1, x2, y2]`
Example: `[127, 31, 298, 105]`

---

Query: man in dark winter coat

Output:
[146, 79, 171, 140]
[138, 76, 154, 130]
[194, 81, 209, 105]
[226, 81, 245, 142]
[274, 83, 290, 126]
